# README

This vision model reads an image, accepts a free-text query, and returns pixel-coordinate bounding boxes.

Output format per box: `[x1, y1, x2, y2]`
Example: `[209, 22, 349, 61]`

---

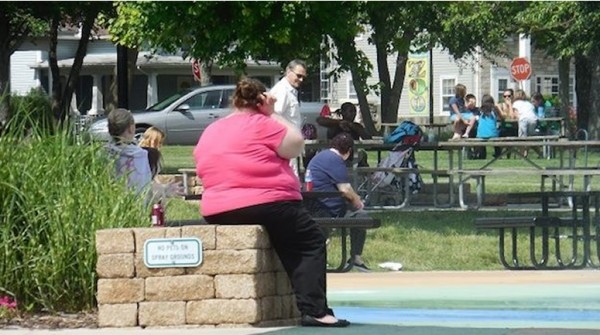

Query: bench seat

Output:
[474, 215, 585, 270]
[166, 217, 381, 273]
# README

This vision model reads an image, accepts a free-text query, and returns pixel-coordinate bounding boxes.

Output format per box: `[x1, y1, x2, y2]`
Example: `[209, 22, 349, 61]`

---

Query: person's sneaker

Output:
[346, 259, 371, 272]
[352, 262, 371, 273]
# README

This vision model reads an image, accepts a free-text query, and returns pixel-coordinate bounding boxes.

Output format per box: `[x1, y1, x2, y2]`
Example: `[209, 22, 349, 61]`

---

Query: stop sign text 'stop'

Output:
[511, 57, 532, 81]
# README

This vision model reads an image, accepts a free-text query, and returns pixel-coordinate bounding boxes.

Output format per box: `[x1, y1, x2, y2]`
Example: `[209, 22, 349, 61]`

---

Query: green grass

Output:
[161, 144, 600, 271]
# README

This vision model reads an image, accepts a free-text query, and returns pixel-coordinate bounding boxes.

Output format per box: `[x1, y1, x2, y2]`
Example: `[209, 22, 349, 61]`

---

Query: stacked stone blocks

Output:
[96, 225, 300, 328]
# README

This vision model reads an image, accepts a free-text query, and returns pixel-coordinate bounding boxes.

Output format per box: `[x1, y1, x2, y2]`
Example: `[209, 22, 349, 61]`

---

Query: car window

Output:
[185, 90, 222, 109]
[221, 89, 235, 108]
[146, 89, 192, 111]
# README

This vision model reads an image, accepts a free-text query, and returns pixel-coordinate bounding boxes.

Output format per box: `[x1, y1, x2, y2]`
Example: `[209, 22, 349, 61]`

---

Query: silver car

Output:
[88, 85, 328, 145]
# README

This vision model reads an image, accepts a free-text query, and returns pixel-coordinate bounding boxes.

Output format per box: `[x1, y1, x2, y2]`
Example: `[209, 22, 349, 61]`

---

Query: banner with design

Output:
[406, 53, 430, 115]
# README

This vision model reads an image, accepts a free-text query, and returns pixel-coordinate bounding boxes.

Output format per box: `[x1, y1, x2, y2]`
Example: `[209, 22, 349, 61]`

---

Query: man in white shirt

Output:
[269, 59, 308, 177]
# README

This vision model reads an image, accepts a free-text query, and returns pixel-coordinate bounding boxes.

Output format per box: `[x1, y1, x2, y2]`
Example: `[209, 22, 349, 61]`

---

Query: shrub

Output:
[0, 112, 150, 313]
[5, 88, 55, 135]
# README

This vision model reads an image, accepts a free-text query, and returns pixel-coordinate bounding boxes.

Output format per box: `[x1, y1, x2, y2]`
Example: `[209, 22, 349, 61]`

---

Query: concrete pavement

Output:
[2, 270, 600, 334]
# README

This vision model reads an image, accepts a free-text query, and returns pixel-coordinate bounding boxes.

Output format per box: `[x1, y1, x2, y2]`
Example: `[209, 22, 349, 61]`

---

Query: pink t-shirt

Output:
[194, 111, 302, 216]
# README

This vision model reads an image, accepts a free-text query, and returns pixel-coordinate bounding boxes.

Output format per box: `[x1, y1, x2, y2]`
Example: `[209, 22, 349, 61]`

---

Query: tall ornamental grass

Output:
[0, 97, 149, 313]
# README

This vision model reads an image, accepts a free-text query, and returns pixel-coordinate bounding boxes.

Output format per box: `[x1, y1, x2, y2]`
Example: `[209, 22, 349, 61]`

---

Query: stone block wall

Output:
[96, 225, 300, 328]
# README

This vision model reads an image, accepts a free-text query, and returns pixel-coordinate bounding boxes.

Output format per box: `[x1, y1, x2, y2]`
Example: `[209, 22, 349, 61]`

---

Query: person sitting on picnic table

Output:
[316, 102, 371, 141]
[315, 102, 370, 167]
[306, 132, 371, 272]
[462, 93, 480, 138]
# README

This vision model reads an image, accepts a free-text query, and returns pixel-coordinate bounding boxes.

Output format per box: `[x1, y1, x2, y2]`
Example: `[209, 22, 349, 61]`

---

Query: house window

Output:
[440, 77, 456, 114]
[497, 78, 509, 102]
[535, 75, 575, 104]
[348, 78, 357, 100]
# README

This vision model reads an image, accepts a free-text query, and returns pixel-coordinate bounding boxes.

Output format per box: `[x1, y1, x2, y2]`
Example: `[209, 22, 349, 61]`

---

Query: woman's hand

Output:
[257, 93, 276, 116]
[352, 198, 365, 210]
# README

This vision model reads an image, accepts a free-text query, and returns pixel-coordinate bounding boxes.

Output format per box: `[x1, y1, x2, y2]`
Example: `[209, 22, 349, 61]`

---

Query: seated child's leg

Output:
[452, 120, 466, 139]
[463, 117, 478, 138]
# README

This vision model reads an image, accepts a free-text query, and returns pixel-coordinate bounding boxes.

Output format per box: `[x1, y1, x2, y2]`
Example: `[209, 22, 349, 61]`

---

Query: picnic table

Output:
[441, 139, 600, 209]
[475, 190, 600, 270]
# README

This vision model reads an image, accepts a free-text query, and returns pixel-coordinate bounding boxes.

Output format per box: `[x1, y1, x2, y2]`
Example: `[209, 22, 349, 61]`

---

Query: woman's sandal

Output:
[301, 315, 350, 327]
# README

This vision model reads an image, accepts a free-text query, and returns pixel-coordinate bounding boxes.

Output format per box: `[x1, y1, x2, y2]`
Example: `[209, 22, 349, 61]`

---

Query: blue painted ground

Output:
[327, 283, 600, 329]
[334, 306, 600, 329]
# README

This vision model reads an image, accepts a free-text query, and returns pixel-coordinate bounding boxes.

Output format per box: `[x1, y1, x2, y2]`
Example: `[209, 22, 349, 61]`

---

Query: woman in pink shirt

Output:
[194, 78, 349, 328]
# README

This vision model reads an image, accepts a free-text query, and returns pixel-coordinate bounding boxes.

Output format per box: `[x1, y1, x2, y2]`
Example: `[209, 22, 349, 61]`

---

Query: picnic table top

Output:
[455, 168, 600, 176]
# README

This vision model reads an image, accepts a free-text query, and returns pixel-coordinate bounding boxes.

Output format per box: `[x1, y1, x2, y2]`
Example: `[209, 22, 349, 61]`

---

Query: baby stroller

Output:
[357, 121, 424, 207]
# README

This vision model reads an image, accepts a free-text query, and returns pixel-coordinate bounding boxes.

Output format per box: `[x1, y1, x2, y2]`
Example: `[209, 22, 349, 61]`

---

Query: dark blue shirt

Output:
[448, 96, 465, 115]
[307, 149, 348, 217]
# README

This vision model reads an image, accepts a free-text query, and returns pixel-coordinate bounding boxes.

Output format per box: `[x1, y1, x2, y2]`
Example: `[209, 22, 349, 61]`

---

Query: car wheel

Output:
[134, 127, 147, 144]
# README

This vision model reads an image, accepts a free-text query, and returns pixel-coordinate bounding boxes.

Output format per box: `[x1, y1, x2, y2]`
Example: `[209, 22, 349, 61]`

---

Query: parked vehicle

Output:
[88, 85, 329, 145]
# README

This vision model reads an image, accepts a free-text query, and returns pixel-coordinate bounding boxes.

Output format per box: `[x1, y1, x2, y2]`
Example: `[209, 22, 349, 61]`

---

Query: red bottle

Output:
[304, 169, 313, 191]
[151, 203, 164, 227]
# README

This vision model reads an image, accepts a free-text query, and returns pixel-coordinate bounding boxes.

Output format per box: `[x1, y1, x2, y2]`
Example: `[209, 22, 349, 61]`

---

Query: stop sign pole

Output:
[510, 57, 532, 84]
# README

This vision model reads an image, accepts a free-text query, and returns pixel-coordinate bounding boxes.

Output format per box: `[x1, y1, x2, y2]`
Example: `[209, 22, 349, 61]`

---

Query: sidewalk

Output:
[2, 270, 600, 335]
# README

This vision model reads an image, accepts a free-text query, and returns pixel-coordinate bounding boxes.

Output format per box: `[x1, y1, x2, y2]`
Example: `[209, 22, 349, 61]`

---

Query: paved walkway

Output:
[2, 270, 600, 335]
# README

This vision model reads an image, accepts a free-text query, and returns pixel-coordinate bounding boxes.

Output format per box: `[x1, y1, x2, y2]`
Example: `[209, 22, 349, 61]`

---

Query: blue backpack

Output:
[384, 121, 422, 145]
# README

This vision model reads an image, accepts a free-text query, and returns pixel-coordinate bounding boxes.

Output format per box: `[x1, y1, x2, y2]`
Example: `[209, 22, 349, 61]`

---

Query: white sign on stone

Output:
[143, 238, 202, 268]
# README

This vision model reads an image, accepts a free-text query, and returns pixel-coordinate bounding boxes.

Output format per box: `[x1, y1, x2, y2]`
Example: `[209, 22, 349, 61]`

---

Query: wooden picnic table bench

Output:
[178, 168, 197, 195]
[455, 168, 600, 209]
[474, 215, 576, 270]
[175, 190, 381, 273]
[165, 216, 381, 273]
[475, 190, 600, 270]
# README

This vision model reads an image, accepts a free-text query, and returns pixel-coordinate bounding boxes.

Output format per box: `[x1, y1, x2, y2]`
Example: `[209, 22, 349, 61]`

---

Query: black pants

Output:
[204, 200, 329, 318]
[308, 201, 367, 259]
[495, 126, 518, 157]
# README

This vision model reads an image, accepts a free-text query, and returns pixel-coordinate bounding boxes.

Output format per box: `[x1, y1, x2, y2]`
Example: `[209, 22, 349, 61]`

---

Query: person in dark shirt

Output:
[315, 102, 371, 167]
[306, 132, 371, 272]
[316, 102, 371, 140]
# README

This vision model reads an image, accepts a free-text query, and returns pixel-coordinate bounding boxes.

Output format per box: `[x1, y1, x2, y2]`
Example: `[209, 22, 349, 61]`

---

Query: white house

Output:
[10, 28, 573, 125]
[10, 30, 284, 116]
[324, 34, 576, 125]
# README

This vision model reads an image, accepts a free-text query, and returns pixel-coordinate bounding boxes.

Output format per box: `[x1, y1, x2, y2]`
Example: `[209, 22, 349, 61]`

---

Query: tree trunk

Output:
[0, 48, 10, 132]
[350, 66, 376, 135]
[127, 47, 138, 101]
[48, 17, 62, 121]
[558, 58, 570, 109]
[374, 37, 391, 124]
[59, 9, 99, 122]
[373, 37, 409, 126]
[574, 55, 592, 138]
[200, 59, 212, 86]
[583, 49, 600, 141]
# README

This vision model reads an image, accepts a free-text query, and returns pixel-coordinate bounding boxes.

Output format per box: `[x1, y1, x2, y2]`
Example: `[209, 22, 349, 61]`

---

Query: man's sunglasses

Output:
[292, 71, 306, 80]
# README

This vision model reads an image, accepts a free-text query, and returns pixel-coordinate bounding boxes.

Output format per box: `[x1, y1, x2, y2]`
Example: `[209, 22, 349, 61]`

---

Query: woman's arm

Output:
[336, 182, 364, 210]
[272, 113, 305, 159]
[353, 123, 372, 140]
[257, 92, 305, 159]
[316, 116, 341, 128]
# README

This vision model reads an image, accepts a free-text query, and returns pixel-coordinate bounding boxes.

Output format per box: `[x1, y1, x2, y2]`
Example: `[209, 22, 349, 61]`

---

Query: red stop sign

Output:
[511, 57, 532, 81]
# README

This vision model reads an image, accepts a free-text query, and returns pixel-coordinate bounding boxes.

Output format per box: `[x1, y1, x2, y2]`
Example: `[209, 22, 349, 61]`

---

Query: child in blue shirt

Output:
[476, 102, 499, 139]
